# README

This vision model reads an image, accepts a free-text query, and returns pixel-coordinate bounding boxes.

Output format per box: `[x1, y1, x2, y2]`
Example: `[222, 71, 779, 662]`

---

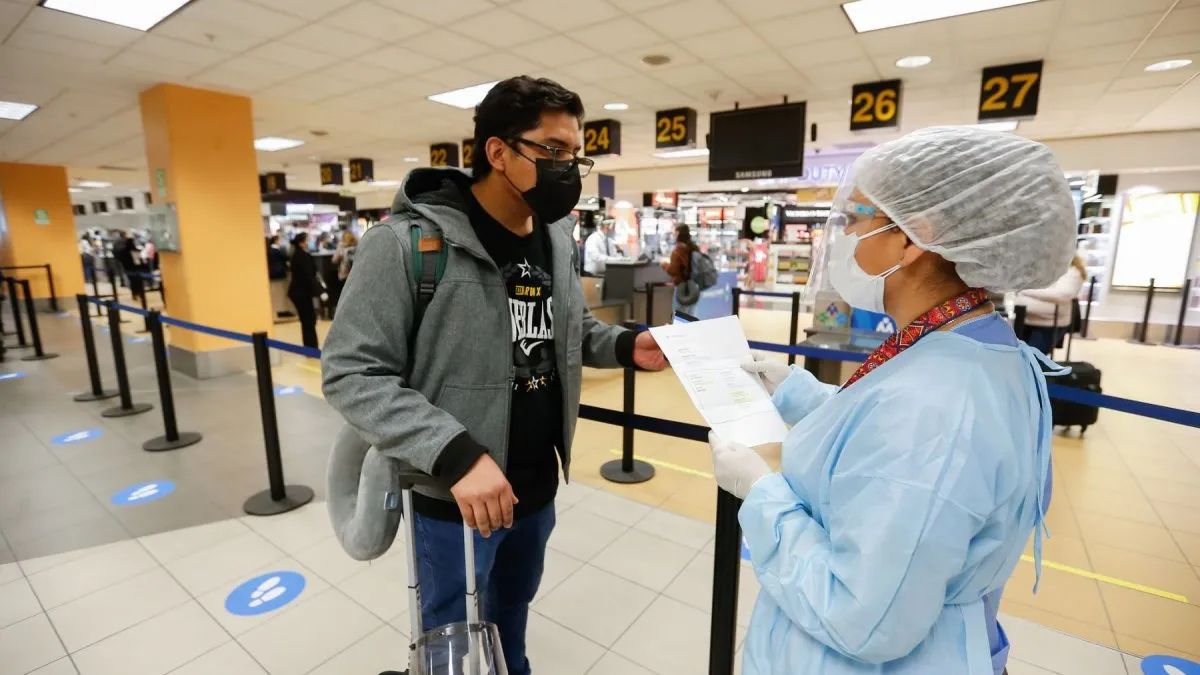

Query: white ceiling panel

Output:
[1119, 52, 1200, 79]
[154, 17, 269, 53]
[1109, 68, 1197, 93]
[950, 0, 1063, 41]
[243, 0, 357, 20]
[0, 0, 30, 42]
[242, 41, 342, 71]
[173, 0, 306, 38]
[638, 0, 740, 40]
[725, 0, 830, 23]
[402, 28, 493, 62]
[1132, 76, 1200, 130]
[679, 26, 768, 60]
[1046, 41, 1141, 70]
[452, 8, 552, 48]
[1058, 0, 1173, 25]
[713, 50, 793, 79]
[605, 72, 672, 96]
[107, 49, 208, 80]
[796, 59, 880, 92]
[1152, 6, 1200, 38]
[1094, 87, 1180, 114]
[509, 0, 621, 30]
[953, 32, 1052, 70]
[855, 22, 953, 56]
[606, 0, 675, 10]
[419, 65, 494, 91]
[559, 56, 639, 84]
[1135, 32, 1200, 61]
[651, 62, 726, 87]
[319, 61, 402, 86]
[280, 24, 384, 57]
[461, 52, 544, 80]
[21, 6, 142, 47]
[121, 35, 230, 68]
[754, 7, 855, 46]
[322, 2, 430, 43]
[361, 45, 446, 75]
[375, 0, 495, 25]
[784, 38, 876, 70]
[7, 29, 121, 62]
[610, 42, 697, 73]
[571, 17, 663, 52]
[511, 35, 599, 68]
[193, 57, 303, 93]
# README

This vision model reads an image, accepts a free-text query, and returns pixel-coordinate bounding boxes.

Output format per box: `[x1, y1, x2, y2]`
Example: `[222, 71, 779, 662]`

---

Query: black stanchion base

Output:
[21, 353, 59, 361]
[74, 389, 119, 402]
[243, 485, 315, 516]
[599, 458, 656, 484]
[101, 402, 154, 418]
[143, 431, 203, 452]
[1125, 339, 1157, 346]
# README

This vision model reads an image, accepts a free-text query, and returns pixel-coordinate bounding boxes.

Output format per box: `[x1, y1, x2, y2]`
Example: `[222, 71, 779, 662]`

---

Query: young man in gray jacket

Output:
[322, 76, 666, 674]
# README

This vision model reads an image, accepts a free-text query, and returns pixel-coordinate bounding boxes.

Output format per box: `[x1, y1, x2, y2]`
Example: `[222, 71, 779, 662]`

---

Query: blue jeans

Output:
[414, 504, 556, 675]
[1024, 326, 1063, 356]
[673, 294, 697, 319]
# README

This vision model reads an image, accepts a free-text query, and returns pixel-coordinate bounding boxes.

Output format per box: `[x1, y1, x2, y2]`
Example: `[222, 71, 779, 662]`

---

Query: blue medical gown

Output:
[740, 328, 1054, 675]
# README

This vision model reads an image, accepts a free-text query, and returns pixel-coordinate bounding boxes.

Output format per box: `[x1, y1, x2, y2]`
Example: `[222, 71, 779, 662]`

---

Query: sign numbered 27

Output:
[850, 80, 901, 131]
[583, 119, 621, 157]
[978, 60, 1043, 121]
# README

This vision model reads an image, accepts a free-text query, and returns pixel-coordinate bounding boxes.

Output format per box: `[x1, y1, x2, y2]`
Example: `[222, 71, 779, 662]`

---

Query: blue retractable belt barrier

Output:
[264, 337, 322, 360]
[578, 404, 710, 442]
[748, 339, 869, 364]
[740, 290, 796, 299]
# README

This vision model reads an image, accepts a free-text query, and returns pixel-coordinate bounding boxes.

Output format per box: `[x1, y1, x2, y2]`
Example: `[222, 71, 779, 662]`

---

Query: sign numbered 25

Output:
[655, 107, 697, 149]
[583, 119, 621, 157]
[978, 60, 1043, 121]
[850, 80, 901, 131]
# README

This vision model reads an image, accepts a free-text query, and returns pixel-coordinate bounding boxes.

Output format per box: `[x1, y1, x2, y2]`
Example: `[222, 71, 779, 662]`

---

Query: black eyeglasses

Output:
[507, 137, 595, 178]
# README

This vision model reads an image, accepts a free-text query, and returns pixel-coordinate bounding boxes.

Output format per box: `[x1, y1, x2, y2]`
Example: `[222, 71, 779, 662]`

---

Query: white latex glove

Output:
[741, 350, 792, 395]
[709, 432, 772, 499]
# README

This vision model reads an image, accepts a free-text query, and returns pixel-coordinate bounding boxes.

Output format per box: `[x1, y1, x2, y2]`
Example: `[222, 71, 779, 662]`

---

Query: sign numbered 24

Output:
[583, 119, 621, 157]
[850, 80, 901, 131]
[978, 60, 1043, 121]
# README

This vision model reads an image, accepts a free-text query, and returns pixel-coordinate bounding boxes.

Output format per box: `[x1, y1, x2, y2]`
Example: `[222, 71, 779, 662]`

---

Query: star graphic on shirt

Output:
[517, 259, 532, 278]
[525, 379, 539, 392]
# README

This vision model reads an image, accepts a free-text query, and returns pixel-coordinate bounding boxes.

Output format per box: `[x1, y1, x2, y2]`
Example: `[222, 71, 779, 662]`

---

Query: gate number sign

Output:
[850, 80, 901, 131]
[978, 60, 1043, 121]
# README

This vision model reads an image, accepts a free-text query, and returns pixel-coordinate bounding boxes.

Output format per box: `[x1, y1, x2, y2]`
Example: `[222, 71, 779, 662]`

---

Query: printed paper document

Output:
[650, 315, 788, 447]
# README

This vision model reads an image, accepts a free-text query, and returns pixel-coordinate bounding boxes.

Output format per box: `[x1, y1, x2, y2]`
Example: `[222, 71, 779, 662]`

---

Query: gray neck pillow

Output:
[325, 424, 406, 561]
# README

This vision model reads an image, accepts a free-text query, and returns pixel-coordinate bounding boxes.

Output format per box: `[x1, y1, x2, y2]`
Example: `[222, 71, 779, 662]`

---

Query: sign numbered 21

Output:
[978, 60, 1043, 121]
[850, 80, 901, 131]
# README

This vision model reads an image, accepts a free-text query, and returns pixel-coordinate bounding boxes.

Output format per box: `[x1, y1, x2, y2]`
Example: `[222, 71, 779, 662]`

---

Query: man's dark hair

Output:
[472, 75, 584, 182]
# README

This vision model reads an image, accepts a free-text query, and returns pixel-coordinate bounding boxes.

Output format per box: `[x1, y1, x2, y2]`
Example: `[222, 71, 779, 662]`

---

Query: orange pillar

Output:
[0, 163, 85, 306]
[139, 84, 272, 378]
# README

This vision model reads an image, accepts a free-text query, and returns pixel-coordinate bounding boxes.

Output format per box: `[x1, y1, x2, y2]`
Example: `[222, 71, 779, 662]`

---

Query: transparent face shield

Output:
[802, 165, 867, 308]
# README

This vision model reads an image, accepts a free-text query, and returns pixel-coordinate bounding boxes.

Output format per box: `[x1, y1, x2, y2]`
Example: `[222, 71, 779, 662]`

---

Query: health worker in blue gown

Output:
[710, 126, 1077, 675]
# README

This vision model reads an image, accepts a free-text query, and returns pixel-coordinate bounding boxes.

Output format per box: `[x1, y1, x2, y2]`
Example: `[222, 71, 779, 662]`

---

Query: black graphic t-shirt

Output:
[414, 190, 562, 522]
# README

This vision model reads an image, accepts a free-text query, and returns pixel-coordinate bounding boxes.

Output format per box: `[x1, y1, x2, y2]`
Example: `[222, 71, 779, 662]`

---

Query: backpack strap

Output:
[409, 222, 447, 331]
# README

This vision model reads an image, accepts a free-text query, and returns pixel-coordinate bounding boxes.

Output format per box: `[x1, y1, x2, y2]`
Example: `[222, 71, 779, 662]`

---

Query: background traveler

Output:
[1017, 255, 1086, 355]
[662, 224, 698, 315]
[582, 218, 622, 276]
[287, 231, 324, 349]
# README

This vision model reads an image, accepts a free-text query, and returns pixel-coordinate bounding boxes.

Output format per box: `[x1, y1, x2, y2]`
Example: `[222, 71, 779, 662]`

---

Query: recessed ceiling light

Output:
[403, 157, 420, 162]
[842, 0, 1042, 33]
[369, 180, 401, 187]
[604, 102, 629, 111]
[740, 187, 750, 193]
[428, 81, 500, 109]
[895, 55, 932, 69]
[254, 137, 305, 152]
[68, 187, 83, 193]
[77, 180, 112, 188]
[973, 121, 1019, 132]
[1144, 59, 1192, 72]
[653, 148, 710, 159]
[0, 101, 38, 120]
[40, 0, 193, 31]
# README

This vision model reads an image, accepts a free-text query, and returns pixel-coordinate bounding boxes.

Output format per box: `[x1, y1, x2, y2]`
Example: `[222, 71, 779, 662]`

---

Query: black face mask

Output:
[513, 158, 582, 224]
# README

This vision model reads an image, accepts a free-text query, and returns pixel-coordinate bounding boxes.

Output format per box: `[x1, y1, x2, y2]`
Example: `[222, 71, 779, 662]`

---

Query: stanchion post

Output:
[143, 310, 202, 452]
[708, 488, 742, 675]
[1171, 278, 1191, 347]
[138, 286, 150, 334]
[73, 294, 118, 402]
[788, 291, 801, 366]
[1013, 305, 1027, 338]
[1132, 278, 1155, 344]
[646, 282, 656, 327]
[90, 273, 104, 318]
[18, 280, 58, 361]
[599, 323, 655, 484]
[243, 331, 314, 515]
[43, 263, 58, 313]
[732, 286, 741, 317]
[1080, 276, 1096, 339]
[6, 277, 27, 347]
[100, 301, 153, 418]
[0, 275, 8, 337]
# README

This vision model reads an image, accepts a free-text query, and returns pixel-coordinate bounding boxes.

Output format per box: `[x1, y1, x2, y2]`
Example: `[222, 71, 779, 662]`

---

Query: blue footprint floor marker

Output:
[51, 428, 103, 445]
[1142, 655, 1200, 675]
[0, 372, 25, 381]
[225, 571, 306, 616]
[274, 385, 302, 396]
[111, 480, 175, 505]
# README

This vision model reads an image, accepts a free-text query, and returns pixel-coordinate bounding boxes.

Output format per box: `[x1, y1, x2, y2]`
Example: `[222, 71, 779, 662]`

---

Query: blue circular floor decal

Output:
[1143, 655, 1200, 675]
[111, 480, 175, 505]
[274, 385, 302, 396]
[128, 336, 150, 344]
[51, 428, 103, 445]
[0, 372, 25, 381]
[225, 571, 306, 616]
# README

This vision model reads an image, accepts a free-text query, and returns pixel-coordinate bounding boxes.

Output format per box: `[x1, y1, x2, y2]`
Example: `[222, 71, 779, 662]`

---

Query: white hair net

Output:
[854, 126, 1076, 292]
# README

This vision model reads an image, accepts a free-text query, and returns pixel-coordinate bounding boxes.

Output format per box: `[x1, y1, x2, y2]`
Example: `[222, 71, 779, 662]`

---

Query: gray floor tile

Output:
[0, 576, 43, 629]
[0, 614, 66, 675]
[138, 518, 253, 565]
[8, 517, 130, 563]
[111, 489, 235, 539]
[0, 465, 94, 521]
[613, 595, 714, 675]
[293, 535, 372, 586]
[587, 652, 655, 675]
[0, 561, 20, 586]
[534, 565, 655, 648]
[47, 567, 190, 653]
[72, 601, 229, 675]
[305, 624, 406, 675]
[1, 495, 112, 546]
[337, 555, 410, 623]
[525, 612, 605, 675]
[26, 540, 158, 610]
[27, 658, 79, 675]
[165, 531, 285, 597]
[591, 529, 698, 592]
[238, 588, 382, 675]
[168, 642, 267, 675]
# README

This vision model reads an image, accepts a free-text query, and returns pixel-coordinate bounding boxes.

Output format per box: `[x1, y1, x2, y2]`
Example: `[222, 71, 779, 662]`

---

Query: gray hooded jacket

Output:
[322, 167, 629, 559]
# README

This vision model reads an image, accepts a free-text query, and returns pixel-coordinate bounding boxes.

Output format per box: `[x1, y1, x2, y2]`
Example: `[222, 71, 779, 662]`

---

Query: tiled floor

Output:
[2, 293, 1199, 673]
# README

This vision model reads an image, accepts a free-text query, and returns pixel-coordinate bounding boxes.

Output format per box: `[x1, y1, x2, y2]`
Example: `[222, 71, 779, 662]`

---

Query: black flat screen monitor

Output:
[708, 102, 806, 182]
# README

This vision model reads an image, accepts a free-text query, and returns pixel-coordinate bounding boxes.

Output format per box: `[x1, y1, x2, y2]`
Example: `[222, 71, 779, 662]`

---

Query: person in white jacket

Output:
[1016, 255, 1085, 355]
[583, 219, 623, 276]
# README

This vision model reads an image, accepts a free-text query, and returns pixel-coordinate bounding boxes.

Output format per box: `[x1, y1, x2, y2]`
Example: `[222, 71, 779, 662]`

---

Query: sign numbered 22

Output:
[978, 60, 1043, 121]
[655, 107, 697, 149]
[850, 80, 901, 131]
[430, 143, 460, 168]
[583, 119, 621, 157]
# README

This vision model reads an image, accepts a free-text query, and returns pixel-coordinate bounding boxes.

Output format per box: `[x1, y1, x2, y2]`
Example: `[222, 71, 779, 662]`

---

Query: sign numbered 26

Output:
[850, 80, 901, 131]
[978, 60, 1043, 121]
[583, 119, 621, 157]
[655, 107, 697, 149]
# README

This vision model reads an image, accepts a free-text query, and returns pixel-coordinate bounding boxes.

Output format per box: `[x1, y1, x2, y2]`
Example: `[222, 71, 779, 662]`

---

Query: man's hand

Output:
[633, 331, 668, 371]
[450, 454, 517, 537]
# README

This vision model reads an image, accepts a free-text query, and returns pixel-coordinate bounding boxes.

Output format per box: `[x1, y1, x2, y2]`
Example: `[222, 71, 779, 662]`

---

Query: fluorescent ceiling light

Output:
[0, 101, 38, 120]
[842, 0, 1042, 33]
[1145, 59, 1192, 72]
[403, 157, 420, 162]
[77, 180, 112, 188]
[369, 180, 401, 187]
[254, 137, 305, 152]
[40, 0, 193, 31]
[604, 102, 629, 111]
[654, 148, 710, 159]
[895, 55, 932, 68]
[68, 187, 83, 193]
[740, 187, 750, 192]
[428, 81, 500, 110]
[973, 121, 1019, 132]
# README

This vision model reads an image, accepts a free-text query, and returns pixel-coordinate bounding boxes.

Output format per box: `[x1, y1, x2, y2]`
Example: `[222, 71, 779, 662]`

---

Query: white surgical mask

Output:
[827, 223, 900, 314]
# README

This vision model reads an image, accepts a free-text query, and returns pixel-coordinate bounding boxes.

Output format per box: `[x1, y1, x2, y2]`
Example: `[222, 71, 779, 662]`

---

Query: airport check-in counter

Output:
[602, 261, 675, 327]
[800, 327, 879, 385]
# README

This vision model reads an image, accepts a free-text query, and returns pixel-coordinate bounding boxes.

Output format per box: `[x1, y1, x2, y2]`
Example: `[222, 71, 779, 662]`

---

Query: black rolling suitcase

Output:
[1046, 303, 1101, 434]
